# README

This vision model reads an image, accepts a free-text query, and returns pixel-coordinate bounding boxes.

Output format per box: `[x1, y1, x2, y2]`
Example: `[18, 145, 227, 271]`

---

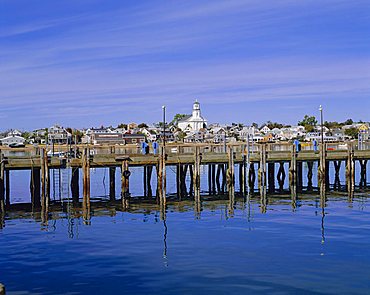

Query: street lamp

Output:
[162, 105, 166, 147]
[319, 105, 324, 144]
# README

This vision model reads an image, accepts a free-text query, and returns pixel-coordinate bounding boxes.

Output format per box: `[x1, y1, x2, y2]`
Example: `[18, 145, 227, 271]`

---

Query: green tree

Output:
[298, 115, 317, 132]
[138, 123, 148, 128]
[117, 123, 128, 129]
[344, 127, 359, 139]
[343, 118, 353, 125]
[265, 121, 284, 129]
[171, 114, 188, 125]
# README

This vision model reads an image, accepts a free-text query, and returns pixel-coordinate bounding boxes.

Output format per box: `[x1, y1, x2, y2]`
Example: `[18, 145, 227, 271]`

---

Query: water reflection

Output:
[163, 220, 168, 267]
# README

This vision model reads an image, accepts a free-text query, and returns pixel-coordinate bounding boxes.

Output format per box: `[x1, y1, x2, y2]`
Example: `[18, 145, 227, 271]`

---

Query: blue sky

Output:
[1, 0, 369, 130]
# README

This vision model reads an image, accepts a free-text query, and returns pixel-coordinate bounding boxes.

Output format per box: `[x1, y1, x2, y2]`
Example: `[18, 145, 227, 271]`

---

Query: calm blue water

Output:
[1, 194, 370, 294]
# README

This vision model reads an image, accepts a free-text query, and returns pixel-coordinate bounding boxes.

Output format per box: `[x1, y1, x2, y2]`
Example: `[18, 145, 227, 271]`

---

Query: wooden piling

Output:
[0, 153, 5, 214]
[71, 167, 80, 203]
[147, 165, 153, 198]
[82, 148, 91, 200]
[346, 143, 354, 195]
[227, 146, 235, 191]
[193, 146, 201, 201]
[277, 162, 285, 192]
[307, 161, 314, 191]
[162, 146, 166, 202]
[318, 143, 326, 185]
[144, 165, 148, 197]
[181, 164, 188, 198]
[248, 163, 256, 192]
[121, 159, 129, 197]
[216, 164, 221, 194]
[189, 164, 194, 197]
[297, 161, 303, 191]
[5, 170, 10, 208]
[267, 162, 275, 193]
[258, 144, 267, 191]
[82, 148, 91, 222]
[30, 167, 41, 208]
[211, 164, 216, 195]
[193, 145, 201, 202]
[208, 164, 212, 196]
[333, 161, 341, 189]
[289, 144, 297, 187]
[360, 160, 367, 188]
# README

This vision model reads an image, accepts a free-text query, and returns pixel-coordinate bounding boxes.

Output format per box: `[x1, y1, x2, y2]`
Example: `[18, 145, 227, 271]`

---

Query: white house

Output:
[1, 135, 26, 146]
[178, 100, 207, 132]
[140, 128, 157, 142]
[260, 125, 271, 134]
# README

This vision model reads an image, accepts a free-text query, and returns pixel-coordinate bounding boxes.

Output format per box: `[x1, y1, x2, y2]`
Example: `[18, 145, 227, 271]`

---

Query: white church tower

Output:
[178, 100, 208, 132]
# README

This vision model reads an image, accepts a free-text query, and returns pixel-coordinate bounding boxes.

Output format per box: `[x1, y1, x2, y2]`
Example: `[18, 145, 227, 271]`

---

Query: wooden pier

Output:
[0, 142, 369, 219]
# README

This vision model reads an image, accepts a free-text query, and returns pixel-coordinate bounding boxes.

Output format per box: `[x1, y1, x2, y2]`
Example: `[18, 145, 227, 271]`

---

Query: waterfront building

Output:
[178, 100, 207, 132]
[48, 125, 71, 144]
[0, 135, 26, 146]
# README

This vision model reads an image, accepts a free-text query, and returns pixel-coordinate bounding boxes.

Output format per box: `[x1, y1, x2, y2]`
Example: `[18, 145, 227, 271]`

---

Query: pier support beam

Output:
[359, 160, 367, 188]
[82, 148, 91, 222]
[30, 167, 41, 209]
[0, 153, 5, 214]
[121, 158, 130, 209]
[109, 167, 115, 201]
[147, 165, 153, 198]
[277, 162, 285, 192]
[333, 161, 341, 190]
[268, 162, 275, 194]
[227, 146, 235, 192]
[289, 144, 297, 187]
[216, 164, 221, 194]
[258, 144, 267, 191]
[193, 146, 201, 202]
[346, 143, 355, 198]
[248, 163, 256, 192]
[297, 161, 303, 192]
[5, 170, 10, 208]
[307, 161, 314, 191]
[40, 148, 49, 222]
[318, 143, 327, 185]
[71, 167, 79, 203]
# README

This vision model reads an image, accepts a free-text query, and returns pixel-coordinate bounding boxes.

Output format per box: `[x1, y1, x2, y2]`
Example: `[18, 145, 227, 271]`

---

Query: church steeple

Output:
[192, 99, 200, 118]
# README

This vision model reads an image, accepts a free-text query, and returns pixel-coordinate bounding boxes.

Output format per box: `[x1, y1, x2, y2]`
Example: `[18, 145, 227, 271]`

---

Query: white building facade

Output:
[178, 100, 207, 132]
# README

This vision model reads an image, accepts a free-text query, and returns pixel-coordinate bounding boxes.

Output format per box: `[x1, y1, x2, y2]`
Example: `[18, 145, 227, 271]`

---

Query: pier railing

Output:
[0, 141, 370, 158]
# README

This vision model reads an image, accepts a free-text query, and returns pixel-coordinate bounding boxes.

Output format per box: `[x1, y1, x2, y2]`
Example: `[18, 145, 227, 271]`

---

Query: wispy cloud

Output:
[0, 0, 369, 129]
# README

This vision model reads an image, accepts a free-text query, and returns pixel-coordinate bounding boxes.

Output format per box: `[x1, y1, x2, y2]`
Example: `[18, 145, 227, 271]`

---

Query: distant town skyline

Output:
[1, 0, 369, 130]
